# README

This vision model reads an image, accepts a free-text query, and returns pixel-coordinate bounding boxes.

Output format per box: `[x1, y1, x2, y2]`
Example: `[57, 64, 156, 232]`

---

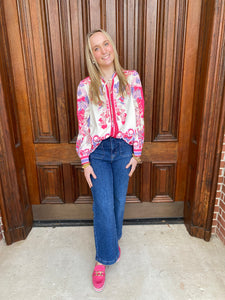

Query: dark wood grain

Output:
[151, 162, 176, 203]
[17, 0, 59, 143]
[184, 0, 225, 241]
[153, 0, 187, 142]
[34, 142, 177, 162]
[37, 164, 64, 204]
[175, 0, 202, 202]
[0, 0, 33, 245]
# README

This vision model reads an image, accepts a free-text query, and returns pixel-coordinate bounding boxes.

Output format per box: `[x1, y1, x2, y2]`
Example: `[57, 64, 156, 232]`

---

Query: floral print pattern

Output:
[76, 70, 144, 164]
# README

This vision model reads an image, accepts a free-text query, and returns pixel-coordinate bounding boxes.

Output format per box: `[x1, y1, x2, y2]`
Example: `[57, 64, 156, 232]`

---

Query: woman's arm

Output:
[132, 71, 145, 158]
[126, 71, 145, 177]
[76, 81, 97, 188]
[76, 81, 92, 165]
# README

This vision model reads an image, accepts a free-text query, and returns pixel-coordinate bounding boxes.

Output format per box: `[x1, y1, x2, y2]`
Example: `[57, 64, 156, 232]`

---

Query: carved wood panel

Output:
[152, 0, 187, 141]
[37, 164, 64, 203]
[17, 0, 59, 143]
[72, 164, 92, 203]
[151, 162, 176, 202]
[36, 162, 141, 204]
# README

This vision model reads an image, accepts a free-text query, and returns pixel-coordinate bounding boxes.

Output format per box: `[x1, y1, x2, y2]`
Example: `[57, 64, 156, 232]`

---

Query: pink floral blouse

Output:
[76, 70, 144, 165]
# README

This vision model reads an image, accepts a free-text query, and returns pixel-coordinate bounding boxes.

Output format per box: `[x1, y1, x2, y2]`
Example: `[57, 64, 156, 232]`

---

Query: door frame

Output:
[0, 0, 224, 244]
[0, 0, 33, 245]
[184, 0, 225, 241]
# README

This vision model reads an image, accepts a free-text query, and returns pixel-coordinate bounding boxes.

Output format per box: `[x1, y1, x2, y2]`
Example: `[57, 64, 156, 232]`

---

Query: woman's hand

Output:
[125, 157, 138, 177]
[84, 165, 97, 188]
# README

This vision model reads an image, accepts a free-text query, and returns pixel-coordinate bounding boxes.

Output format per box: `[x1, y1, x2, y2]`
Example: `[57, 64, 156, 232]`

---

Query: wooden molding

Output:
[0, 1, 33, 245]
[17, 0, 59, 143]
[153, 0, 187, 142]
[32, 202, 184, 220]
[184, 0, 225, 241]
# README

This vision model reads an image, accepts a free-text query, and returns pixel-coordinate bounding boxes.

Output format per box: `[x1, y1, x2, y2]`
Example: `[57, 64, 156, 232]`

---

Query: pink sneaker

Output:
[92, 264, 105, 292]
[116, 246, 121, 263]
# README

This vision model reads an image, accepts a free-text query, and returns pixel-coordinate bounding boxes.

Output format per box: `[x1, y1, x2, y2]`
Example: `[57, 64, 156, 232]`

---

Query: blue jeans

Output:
[89, 137, 132, 265]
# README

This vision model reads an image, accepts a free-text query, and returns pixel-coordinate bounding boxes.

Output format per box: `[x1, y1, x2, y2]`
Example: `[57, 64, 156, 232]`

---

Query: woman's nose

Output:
[101, 47, 106, 54]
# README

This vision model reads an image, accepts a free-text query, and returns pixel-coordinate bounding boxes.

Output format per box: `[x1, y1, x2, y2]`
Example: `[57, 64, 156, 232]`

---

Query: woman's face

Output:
[90, 32, 115, 69]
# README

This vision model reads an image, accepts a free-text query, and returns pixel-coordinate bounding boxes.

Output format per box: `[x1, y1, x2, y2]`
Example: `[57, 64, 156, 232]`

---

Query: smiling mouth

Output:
[102, 55, 110, 60]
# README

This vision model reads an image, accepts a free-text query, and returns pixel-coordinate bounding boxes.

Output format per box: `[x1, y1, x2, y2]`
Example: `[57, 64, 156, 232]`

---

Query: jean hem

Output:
[96, 253, 120, 266]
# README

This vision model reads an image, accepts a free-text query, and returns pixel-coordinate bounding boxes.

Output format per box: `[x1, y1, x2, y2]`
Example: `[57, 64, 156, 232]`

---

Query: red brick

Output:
[0, 210, 4, 242]
[221, 191, 225, 200]
[220, 170, 223, 176]
[217, 222, 223, 234]
[217, 226, 225, 245]
[211, 227, 216, 234]
[214, 206, 219, 214]
[222, 185, 225, 193]
[216, 191, 221, 199]
[219, 200, 225, 212]
[218, 182, 222, 188]
[218, 214, 225, 229]
[217, 176, 224, 183]
[220, 206, 225, 218]
[212, 219, 218, 227]
[213, 210, 218, 218]
[214, 199, 220, 206]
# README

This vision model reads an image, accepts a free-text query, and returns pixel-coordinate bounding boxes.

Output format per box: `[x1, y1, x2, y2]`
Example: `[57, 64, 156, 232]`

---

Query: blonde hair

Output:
[85, 29, 128, 104]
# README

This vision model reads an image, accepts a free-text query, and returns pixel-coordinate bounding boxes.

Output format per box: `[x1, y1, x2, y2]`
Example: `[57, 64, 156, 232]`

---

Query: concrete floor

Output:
[0, 224, 225, 300]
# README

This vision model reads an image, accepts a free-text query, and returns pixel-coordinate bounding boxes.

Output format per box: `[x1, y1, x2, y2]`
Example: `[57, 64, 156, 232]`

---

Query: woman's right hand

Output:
[84, 165, 97, 188]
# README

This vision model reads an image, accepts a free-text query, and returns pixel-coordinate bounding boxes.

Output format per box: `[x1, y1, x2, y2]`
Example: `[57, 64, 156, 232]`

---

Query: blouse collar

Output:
[101, 71, 117, 83]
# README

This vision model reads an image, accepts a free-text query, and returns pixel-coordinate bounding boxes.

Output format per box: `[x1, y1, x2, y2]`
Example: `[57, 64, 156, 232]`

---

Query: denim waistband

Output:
[90, 137, 132, 161]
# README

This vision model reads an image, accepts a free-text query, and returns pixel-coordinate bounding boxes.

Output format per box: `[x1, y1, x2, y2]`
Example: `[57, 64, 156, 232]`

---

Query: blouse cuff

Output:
[133, 148, 142, 157]
[81, 156, 90, 165]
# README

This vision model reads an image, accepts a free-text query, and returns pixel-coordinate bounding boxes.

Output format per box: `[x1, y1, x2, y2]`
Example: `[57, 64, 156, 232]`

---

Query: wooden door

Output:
[0, 0, 33, 244]
[3, 0, 203, 221]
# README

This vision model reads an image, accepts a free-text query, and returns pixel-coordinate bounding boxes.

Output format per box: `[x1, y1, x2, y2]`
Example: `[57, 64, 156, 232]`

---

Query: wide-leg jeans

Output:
[89, 137, 132, 265]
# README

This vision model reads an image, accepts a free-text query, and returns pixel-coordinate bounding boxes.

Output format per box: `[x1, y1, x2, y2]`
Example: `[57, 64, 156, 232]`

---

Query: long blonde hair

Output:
[85, 29, 128, 104]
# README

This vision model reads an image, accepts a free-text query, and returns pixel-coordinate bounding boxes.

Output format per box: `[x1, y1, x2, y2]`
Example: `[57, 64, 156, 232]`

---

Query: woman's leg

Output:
[90, 157, 120, 265]
[112, 139, 132, 240]
[112, 156, 131, 240]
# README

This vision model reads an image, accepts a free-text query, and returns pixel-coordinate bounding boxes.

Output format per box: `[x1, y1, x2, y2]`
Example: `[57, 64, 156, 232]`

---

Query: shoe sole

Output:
[116, 247, 121, 263]
[93, 282, 105, 292]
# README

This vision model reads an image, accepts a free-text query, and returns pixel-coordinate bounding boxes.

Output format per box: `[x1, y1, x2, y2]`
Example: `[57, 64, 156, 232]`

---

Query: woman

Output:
[76, 29, 144, 292]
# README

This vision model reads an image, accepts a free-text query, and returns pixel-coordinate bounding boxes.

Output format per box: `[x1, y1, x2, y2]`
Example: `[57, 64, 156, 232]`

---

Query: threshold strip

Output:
[33, 218, 184, 227]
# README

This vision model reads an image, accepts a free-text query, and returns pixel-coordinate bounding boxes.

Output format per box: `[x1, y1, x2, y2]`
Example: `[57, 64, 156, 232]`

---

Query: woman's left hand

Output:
[126, 157, 138, 177]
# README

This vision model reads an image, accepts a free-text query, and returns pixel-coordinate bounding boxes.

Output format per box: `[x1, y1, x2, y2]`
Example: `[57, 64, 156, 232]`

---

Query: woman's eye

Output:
[94, 47, 99, 51]
[105, 42, 109, 46]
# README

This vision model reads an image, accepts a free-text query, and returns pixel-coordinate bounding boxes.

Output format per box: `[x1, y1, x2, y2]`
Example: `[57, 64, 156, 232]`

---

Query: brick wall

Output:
[212, 134, 225, 245]
[0, 209, 4, 242]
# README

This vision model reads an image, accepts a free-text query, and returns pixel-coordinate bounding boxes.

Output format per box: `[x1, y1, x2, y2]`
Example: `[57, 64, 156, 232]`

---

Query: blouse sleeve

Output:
[131, 71, 145, 157]
[76, 81, 92, 165]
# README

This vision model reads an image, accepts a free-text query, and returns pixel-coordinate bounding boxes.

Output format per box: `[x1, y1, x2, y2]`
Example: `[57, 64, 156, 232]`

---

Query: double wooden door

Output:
[3, 0, 203, 220]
